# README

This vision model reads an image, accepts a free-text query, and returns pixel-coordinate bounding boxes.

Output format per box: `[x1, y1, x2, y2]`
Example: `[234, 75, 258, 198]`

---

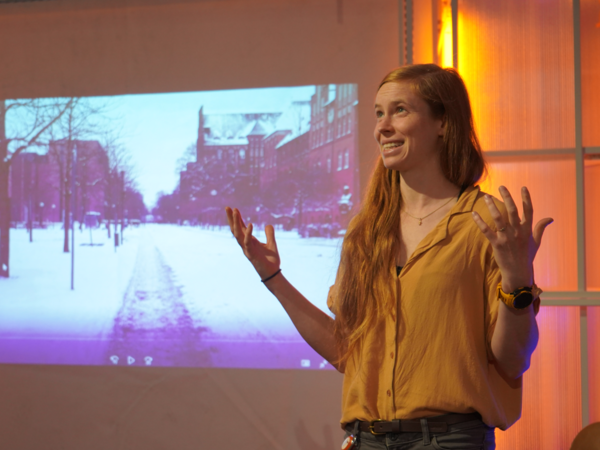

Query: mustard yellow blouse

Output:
[328, 186, 534, 431]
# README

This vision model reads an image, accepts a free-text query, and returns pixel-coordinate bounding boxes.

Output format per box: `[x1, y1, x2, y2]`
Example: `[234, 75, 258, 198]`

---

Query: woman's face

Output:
[373, 81, 444, 173]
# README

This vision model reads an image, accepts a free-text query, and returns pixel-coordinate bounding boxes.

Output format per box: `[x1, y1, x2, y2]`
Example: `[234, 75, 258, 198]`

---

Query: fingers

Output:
[244, 222, 254, 248]
[533, 217, 553, 246]
[237, 209, 248, 229]
[265, 224, 278, 251]
[225, 206, 234, 231]
[225, 207, 247, 244]
[471, 211, 497, 243]
[483, 195, 507, 233]
[521, 187, 533, 230]
[231, 208, 241, 239]
[498, 186, 520, 228]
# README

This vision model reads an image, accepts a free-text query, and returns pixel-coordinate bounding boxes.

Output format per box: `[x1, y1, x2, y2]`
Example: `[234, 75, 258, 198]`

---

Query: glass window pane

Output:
[479, 156, 577, 291]
[585, 158, 600, 290]
[589, 306, 600, 423]
[458, 0, 575, 151]
[581, 0, 600, 148]
[413, 0, 435, 64]
[496, 307, 582, 450]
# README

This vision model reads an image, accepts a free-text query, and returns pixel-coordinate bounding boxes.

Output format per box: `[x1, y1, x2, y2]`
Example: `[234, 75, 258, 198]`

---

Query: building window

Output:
[337, 152, 343, 171]
[328, 84, 336, 103]
[239, 149, 246, 160]
[327, 157, 332, 173]
[344, 149, 349, 169]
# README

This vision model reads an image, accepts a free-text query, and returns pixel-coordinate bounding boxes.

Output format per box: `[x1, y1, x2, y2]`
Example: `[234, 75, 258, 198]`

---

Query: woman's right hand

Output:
[225, 207, 281, 280]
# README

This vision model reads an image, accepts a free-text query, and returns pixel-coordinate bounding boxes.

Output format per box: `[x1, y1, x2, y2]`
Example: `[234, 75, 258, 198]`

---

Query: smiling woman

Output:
[333, 65, 552, 449]
[374, 81, 445, 175]
[226, 64, 553, 450]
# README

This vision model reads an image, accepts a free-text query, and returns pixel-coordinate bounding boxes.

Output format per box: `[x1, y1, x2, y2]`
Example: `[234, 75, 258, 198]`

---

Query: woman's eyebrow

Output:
[374, 100, 407, 109]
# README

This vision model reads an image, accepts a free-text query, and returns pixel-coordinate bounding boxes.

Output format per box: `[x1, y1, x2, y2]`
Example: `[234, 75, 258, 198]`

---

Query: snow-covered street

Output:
[0, 224, 341, 369]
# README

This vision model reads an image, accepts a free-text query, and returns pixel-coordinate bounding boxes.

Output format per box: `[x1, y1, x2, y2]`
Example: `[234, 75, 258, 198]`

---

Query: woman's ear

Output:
[438, 115, 446, 137]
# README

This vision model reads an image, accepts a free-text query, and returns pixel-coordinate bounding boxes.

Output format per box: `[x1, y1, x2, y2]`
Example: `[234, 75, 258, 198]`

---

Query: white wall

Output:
[0, 1, 399, 448]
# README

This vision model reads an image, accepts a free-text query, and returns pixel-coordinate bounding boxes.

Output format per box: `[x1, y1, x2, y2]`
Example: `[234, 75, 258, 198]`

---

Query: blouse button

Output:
[387, 389, 392, 397]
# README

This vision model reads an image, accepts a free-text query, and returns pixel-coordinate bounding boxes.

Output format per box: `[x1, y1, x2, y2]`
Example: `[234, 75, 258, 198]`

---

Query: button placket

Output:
[388, 276, 401, 416]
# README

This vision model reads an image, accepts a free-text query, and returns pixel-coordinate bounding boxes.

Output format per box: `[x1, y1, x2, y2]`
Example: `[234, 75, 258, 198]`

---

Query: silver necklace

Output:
[402, 196, 456, 226]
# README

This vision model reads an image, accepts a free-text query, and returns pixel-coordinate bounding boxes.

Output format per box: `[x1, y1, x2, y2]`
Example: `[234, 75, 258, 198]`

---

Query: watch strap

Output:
[497, 282, 542, 311]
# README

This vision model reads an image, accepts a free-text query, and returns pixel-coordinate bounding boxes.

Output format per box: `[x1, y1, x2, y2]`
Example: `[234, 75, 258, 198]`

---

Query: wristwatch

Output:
[496, 283, 541, 310]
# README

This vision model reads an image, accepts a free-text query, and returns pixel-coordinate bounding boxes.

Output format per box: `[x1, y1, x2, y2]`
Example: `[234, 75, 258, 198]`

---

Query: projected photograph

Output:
[0, 84, 359, 369]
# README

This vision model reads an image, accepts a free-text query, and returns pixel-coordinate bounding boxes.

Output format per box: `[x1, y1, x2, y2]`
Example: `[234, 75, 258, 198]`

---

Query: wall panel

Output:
[412, 0, 435, 64]
[586, 159, 600, 290]
[458, 0, 575, 152]
[480, 156, 577, 291]
[588, 307, 600, 423]
[586, 159, 600, 424]
[581, 0, 600, 148]
[0, 1, 398, 449]
[496, 307, 582, 450]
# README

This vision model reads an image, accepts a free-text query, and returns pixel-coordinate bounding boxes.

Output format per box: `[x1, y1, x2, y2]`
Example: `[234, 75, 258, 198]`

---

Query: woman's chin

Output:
[381, 156, 405, 172]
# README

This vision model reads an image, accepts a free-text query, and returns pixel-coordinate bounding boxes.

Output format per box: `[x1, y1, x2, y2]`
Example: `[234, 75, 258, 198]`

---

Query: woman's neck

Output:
[399, 165, 460, 214]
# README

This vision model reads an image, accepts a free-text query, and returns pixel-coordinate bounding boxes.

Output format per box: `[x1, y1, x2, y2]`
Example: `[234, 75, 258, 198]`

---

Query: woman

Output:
[225, 64, 553, 450]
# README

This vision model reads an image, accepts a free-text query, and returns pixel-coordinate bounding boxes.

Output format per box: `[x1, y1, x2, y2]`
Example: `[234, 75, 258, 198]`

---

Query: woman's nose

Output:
[376, 115, 393, 134]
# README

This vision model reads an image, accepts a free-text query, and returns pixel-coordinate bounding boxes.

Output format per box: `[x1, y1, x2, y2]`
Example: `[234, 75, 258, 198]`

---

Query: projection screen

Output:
[0, 83, 359, 370]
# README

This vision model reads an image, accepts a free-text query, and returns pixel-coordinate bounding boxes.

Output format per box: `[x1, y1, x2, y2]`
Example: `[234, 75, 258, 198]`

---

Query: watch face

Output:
[513, 292, 534, 309]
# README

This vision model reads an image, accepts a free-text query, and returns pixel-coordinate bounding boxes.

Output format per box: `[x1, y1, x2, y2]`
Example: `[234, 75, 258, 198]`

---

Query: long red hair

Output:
[333, 64, 486, 364]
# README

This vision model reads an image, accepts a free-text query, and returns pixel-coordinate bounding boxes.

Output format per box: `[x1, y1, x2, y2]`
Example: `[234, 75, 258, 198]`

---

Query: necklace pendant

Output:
[418, 219, 422, 226]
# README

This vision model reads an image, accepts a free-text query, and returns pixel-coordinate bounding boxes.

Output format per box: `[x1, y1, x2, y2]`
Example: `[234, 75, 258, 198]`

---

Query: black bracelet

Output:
[261, 268, 281, 283]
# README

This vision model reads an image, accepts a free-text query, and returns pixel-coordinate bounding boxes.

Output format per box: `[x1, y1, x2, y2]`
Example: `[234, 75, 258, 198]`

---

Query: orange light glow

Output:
[582, 0, 600, 147]
[456, 0, 575, 152]
[478, 157, 577, 291]
[418, 0, 599, 447]
[496, 306, 583, 449]
[586, 159, 600, 291]
[437, 0, 453, 68]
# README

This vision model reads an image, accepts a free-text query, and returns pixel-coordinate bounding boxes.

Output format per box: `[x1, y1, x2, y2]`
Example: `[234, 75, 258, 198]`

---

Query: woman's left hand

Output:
[472, 186, 554, 293]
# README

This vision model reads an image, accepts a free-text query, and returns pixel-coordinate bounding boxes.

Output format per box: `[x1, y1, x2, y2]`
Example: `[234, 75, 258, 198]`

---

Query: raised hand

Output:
[225, 207, 281, 280]
[471, 186, 553, 293]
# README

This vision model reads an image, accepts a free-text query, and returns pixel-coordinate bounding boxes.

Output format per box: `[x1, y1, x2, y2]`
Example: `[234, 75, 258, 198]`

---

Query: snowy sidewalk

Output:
[0, 225, 138, 364]
[0, 224, 341, 369]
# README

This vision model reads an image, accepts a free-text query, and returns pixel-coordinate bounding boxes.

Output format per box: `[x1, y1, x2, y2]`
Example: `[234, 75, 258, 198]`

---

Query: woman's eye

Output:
[396, 107, 405, 113]
[375, 111, 384, 118]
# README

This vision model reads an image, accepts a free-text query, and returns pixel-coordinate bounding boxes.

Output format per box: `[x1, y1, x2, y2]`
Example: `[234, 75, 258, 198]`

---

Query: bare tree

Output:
[175, 143, 196, 174]
[0, 98, 74, 278]
[99, 133, 139, 238]
[45, 98, 113, 253]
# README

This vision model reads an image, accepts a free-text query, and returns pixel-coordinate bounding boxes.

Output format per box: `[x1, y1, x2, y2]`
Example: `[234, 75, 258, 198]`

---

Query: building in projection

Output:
[9, 140, 109, 225]
[179, 84, 358, 236]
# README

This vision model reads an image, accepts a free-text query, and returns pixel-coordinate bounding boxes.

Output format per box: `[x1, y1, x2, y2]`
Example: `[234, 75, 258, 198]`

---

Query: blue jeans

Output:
[343, 418, 496, 450]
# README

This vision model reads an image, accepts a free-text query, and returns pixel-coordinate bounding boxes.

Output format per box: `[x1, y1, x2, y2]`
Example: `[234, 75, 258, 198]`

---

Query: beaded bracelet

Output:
[261, 268, 282, 283]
